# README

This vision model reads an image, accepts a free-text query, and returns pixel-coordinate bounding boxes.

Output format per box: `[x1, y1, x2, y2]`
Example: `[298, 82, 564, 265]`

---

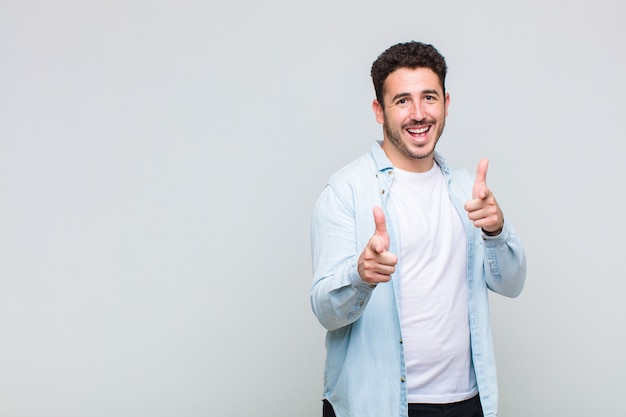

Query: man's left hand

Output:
[464, 158, 504, 236]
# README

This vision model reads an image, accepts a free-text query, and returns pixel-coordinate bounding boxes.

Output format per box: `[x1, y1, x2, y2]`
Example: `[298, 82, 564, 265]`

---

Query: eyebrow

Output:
[391, 89, 441, 102]
[421, 89, 441, 96]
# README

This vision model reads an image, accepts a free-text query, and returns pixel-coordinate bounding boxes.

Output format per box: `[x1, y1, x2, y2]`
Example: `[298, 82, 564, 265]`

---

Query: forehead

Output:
[382, 67, 443, 97]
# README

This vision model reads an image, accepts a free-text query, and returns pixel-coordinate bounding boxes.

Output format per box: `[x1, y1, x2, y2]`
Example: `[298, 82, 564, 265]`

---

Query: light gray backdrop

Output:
[1, 1, 625, 416]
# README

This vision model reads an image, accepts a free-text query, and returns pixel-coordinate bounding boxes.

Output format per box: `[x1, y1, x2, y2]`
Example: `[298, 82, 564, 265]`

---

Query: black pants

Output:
[323, 395, 484, 417]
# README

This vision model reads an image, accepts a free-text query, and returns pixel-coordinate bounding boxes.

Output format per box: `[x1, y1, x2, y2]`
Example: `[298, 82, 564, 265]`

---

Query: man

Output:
[310, 41, 526, 417]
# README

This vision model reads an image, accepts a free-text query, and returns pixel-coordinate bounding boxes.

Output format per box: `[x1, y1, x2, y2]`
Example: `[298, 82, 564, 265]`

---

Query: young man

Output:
[310, 41, 526, 417]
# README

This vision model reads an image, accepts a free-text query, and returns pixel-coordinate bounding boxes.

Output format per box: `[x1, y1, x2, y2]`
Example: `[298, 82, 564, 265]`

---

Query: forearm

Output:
[482, 219, 527, 297]
[310, 186, 376, 330]
[311, 260, 375, 331]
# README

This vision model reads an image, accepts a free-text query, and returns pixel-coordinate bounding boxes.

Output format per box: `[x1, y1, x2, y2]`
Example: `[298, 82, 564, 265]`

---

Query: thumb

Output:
[473, 158, 489, 200]
[371, 206, 389, 253]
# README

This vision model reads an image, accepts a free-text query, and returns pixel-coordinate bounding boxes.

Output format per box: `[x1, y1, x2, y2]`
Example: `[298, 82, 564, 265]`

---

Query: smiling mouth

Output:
[406, 125, 430, 135]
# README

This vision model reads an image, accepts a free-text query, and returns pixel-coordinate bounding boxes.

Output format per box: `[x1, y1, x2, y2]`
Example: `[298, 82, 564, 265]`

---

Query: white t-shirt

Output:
[390, 164, 478, 404]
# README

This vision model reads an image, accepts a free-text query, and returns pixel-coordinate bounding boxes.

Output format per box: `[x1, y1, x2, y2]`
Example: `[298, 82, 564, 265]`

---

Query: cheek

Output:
[385, 108, 408, 125]
[427, 108, 445, 121]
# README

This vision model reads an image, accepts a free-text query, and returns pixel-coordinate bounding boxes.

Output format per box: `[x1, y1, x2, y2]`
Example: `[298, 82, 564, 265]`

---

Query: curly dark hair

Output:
[371, 41, 447, 108]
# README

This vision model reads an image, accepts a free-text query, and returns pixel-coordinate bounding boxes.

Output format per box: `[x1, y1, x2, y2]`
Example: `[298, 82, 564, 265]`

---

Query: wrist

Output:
[482, 224, 503, 236]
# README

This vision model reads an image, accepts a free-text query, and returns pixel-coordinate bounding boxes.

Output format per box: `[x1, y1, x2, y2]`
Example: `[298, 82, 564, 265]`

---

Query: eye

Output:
[395, 97, 411, 107]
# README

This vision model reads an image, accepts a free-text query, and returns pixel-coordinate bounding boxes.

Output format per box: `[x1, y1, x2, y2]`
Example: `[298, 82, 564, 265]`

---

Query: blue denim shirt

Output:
[310, 141, 526, 417]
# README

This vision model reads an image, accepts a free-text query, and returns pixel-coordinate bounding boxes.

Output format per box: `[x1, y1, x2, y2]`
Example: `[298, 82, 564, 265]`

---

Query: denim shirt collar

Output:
[370, 140, 451, 176]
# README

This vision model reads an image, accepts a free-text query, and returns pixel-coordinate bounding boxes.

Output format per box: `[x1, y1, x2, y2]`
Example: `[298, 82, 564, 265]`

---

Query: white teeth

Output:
[408, 126, 428, 134]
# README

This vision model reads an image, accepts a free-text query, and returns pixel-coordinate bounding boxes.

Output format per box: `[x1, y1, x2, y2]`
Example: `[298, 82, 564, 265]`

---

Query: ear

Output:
[372, 99, 385, 124]
[444, 92, 450, 117]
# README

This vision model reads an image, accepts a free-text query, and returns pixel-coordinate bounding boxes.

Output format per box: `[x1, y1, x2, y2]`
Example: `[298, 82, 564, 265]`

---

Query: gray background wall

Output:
[1, 1, 625, 416]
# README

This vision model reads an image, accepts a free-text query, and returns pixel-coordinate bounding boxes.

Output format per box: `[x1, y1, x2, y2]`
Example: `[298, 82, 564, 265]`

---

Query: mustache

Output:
[402, 119, 435, 129]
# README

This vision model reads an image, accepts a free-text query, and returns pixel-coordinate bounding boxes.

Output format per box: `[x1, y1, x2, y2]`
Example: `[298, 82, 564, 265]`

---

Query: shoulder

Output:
[314, 150, 380, 215]
[327, 151, 377, 190]
[326, 141, 390, 188]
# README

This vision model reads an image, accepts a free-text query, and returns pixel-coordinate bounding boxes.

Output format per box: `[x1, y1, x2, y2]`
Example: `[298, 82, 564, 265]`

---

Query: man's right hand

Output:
[357, 206, 398, 285]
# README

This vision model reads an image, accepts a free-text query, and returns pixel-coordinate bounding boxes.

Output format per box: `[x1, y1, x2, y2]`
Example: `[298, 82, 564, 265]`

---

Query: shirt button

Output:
[399, 338, 403, 344]
[401, 376, 406, 383]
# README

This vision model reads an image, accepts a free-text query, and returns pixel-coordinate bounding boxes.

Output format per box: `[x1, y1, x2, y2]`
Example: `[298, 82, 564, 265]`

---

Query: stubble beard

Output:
[383, 117, 445, 161]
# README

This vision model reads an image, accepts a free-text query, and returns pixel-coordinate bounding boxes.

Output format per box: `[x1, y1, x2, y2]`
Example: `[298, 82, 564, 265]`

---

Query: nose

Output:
[410, 100, 425, 121]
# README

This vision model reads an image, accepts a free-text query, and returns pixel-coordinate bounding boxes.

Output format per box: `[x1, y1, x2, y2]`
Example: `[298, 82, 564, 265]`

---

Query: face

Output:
[372, 67, 450, 172]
